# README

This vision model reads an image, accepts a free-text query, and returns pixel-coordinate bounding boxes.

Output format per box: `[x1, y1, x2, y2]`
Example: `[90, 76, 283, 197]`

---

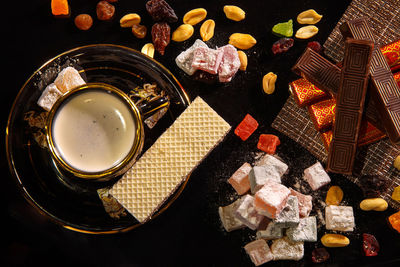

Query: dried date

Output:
[146, 0, 178, 23]
[272, 38, 294, 55]
[151, 22, 170, 55]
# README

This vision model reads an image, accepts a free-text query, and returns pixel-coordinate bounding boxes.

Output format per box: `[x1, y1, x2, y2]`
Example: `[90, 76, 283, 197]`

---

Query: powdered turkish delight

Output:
[228, 162, 252, 195]
[54, 66, 86, 93]
[289, 188, 312, 218]
[218, 44, 241, 82]
[286, 216, 317, 242]
[244, 239, 274, 266]
[325, 205, 355, 232]
[304, 161, 331, 191]
[218, 198, 245, 232]
[256, 221, 283, 240]
[235, 194, 265, 230]
[191, 47, 223, 75]
[274, 195, 300, 228]
[37, 83, 63, 111]
[254, 181, 290, 218]
[255, 154, 288, 177]
[249, 165, 281, 194]
[270, 236, 304, 261]
[175, 39, 208, 75]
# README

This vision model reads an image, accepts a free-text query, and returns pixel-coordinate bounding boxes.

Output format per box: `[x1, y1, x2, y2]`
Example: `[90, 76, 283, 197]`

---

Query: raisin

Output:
[271, 38, 294, 55]
[151, 22, 170, 55]
[96, 1, 115, 21]
[307, 41, 322, 53]
[311, 248, 330, 263]
[146, 0, 178, 23]
[360, 175, 389, 198]
[74, 14, 93, 30]
[363, 233, 380, 256]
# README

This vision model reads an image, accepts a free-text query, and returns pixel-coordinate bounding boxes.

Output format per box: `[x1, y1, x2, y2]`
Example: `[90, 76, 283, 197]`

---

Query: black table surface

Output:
[3, 0, 400, 266]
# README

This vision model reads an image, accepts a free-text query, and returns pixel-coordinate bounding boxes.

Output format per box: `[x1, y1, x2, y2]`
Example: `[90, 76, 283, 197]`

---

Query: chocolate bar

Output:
[292, 48, 341, 95]
[327, 39, 374, 174]
[340, 18, 400, 144]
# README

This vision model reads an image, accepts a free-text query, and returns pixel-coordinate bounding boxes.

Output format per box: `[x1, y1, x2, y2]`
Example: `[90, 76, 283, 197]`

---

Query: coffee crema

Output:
[52, 90, 136, 173]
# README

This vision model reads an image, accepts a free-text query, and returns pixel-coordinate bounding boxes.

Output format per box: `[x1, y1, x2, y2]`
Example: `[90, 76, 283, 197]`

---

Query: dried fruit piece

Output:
[363, 233, 380, 256]
[272, 19, 293, 37]
[394, 155, 400, 170]
[389, 211, 400, 233]
[229, 33, 257, 50]
[172, 24, 194, 42]
[200, 19, 215, 41]
[132, 24, 147, 38]
[51, 0, 70, 16]
[295, 25, 319, 39]
[311, 248, 330, 263]
[392, 186, 400, 201]
[120, 13, 141, 28]
[257, 134, 280, 154]
[146, 0, 178, 23]
[183, 8, 207, 25]
[96, 1, 115, 21]
[271, 38, 294, 55]
[360, 175, 390, 198]
[223, 5, 246, 21]
[307, 41, 322, 53]
[297, 9, 323, 24]
[321, 234, 350, 247]
[262, 72, 277, 94]
[151, 22, 170, 55]
[141, 43, 155, 58]
[234, 114, 259, 141]
[237, 51, 247, 71]
[74, 14, 93, 30]
[325, 185, 343, 205]
[360, 198, 388, 211]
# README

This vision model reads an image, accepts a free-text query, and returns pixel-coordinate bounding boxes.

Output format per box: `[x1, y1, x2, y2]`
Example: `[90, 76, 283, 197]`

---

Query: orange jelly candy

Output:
[388, 211, 400, 234]
[51, 0, 70, 16]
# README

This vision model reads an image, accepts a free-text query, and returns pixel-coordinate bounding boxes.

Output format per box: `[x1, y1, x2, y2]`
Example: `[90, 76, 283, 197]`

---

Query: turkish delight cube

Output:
[289, 188, 313, 218]
[228, 162, 252, 195]
[218, 44, 241, 83]
[286, 216, 317, 242]
[235, 194, 265, 230]
[256, 221, 283, 240]
[249, 165, 281, 194]
[255, 154, 288, 177]
[304, 161, 331, 191]
[257, 134, 280, 154]
[37, 83, 63, 111]
[218, 198, 245, 232]
[274, 196, 300, 228]
[244, 239, 274, 266]
[325, 205, 355, 232]
[234, 114, 259, 141]
[254, 181, 290, 218]
[271, 237, 304, 261]
[175, 39, 208, 75]
[54, 66, 86, 93]
[191, 47, 223, 75]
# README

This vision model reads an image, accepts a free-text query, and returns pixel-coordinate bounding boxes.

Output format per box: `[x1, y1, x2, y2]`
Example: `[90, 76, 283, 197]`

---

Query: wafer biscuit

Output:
[109, 97, 231, 222]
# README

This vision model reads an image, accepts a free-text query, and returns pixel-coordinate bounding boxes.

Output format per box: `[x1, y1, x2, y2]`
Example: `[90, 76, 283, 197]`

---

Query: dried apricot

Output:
[96, 1, 115, 21]
[388, 211, 400, 233]
[74, 14, 93, 30]
[51, 0, 70, 16]
[325, 185, 343, 205]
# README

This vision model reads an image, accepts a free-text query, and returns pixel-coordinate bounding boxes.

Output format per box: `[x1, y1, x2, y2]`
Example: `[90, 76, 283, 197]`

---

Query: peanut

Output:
[223, 5, 245, 21]
[120, 13, 141, 28]
[262, 72, 277, 94]
[237, 51, 247, 71]
[141, 43, 155, 58]
[394, 155, 400, 170]
[295, 25, 319, 39]
[321, 234, 350, 248]
[228, 33, 257, 50]
[325, 185, 344, 206]
[200, 19, 215, 41]
[132, 24, 147, 39]
[183, 8, 207, 25]
[360, 198, 388, 211]
[172, 24, 194, 42]
[392, 186, 400, 201]
[297, 9, 323, 24]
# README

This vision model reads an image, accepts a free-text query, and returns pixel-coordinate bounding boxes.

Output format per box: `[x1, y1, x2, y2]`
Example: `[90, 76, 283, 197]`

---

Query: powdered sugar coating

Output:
[217, 44, 241, 82]
[191, 47, 223, 75]
[303, 161, 331, 191]
[235, 194, 265, 230]
[254, 181, 290, 218]
[228, 162, 252, 195]
[289, 188, 313, 218]
[175, 39, 208, 75]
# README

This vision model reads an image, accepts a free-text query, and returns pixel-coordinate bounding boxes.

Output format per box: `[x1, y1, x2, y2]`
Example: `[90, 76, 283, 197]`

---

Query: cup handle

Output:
[137, 96, 170, 119]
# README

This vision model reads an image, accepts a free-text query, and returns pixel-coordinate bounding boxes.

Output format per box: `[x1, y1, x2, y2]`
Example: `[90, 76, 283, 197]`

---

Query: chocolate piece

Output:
[340, 18, 400, 144]
[327, 39, 374, 174]
[292, 48, 341, 95]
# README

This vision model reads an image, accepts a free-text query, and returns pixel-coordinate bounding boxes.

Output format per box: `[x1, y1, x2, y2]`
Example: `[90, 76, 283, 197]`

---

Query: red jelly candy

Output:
[311, 248, 330, 263]
[363, 233, 380, 256]
[257, 134, 280, 154]
[307, 41, 322, 54]
[234, 114, 259, 141]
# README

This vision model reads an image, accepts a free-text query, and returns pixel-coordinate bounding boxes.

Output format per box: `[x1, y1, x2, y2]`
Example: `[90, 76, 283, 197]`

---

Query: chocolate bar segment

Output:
[327, 39, 374, 174]
[340, 18, 400, 144]
[292, 48, 341, 95]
